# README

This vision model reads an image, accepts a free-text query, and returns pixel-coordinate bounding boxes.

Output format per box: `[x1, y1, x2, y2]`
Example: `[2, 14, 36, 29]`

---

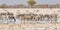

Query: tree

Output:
[0, 4, 8, 8]
[28, 0, 36, 8]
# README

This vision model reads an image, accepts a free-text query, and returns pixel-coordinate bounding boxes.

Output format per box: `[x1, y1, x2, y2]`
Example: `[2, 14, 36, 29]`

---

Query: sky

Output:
[0, 0, 60, 5]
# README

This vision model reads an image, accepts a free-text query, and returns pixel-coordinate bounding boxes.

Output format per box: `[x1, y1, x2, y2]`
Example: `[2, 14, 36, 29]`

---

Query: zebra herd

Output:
[0, 12, 60, 24]
[17, 13, 59, 24]
[0, 12, 16, 24]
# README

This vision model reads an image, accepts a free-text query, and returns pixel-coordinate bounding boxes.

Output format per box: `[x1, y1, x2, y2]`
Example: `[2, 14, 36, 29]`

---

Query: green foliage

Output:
[28, 0, 36, 7]
[28, 1, 36, 5]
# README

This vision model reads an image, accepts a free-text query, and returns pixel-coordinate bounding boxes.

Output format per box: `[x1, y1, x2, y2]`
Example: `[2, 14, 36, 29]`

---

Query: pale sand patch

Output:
[0, 24, 60, 30]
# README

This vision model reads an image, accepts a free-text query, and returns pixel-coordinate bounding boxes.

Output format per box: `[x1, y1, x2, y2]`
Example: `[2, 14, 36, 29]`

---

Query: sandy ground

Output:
[0, 8, 60, 16]
[0, 23, 60, 30]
